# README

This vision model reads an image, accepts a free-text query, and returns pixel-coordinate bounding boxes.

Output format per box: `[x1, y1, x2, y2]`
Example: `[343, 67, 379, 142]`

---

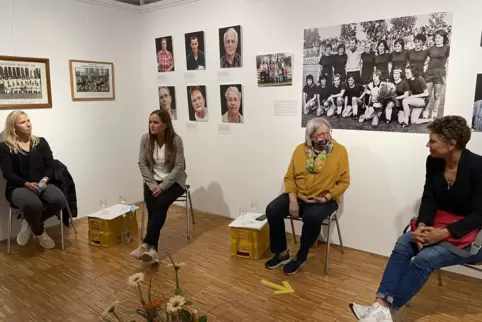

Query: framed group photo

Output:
[69, 60, 115, 101]
[0, 55, 52, 109]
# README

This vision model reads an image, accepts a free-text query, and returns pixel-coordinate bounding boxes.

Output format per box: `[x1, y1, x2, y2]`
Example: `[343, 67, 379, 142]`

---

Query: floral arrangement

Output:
[377, 82, 396, 102]
[101, 256, 207, 322]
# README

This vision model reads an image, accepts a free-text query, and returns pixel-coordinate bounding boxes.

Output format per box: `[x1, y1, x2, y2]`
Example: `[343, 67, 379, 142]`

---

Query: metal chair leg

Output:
[60, 211, 64, 251]
[64, 202, 77, 234]
[188, 190, 195, 224]
[324, 214, 334, 274]
[437, 269, 444, 286]
[334, 212, 344, 254]
[290, 217, 297, 244]
[186, 194, 191, 240]
[140, 202, 146, 242]
[7, 208, 12, 255]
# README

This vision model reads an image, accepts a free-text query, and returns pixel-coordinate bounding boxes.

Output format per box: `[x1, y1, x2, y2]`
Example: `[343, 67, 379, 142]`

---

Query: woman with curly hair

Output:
[350, 115, 482, 322]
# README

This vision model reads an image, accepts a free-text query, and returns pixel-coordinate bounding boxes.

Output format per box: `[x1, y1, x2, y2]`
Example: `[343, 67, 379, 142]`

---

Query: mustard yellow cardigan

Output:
[284, 141, 350, 204]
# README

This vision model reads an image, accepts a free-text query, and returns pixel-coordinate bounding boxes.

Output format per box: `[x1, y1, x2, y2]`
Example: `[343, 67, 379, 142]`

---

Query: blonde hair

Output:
[4, 111, 39, 154]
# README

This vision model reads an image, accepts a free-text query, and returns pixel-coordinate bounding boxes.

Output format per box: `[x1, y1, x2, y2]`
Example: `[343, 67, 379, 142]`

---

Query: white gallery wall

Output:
[140, 0, 482, 276]
[0, 0, 145, 239]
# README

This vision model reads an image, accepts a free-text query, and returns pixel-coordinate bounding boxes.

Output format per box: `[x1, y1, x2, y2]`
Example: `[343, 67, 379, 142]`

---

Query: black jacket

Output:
[418, 150, 482, 239]
[51, 159, 78, 227]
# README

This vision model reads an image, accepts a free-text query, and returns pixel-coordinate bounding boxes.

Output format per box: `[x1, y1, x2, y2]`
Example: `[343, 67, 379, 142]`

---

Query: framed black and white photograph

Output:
[155, 36, 175, 73]
[220, 84, 243, 123]
[219, 25, 242, 68]
[158, 86, 177, 120]
[187, 85, 208, 122]
[302, 12, 453, 133]
[0, 55, 52, 109]
[185, 31, 206, 71]
[257, 52, 293, 87]
[69, 60, 115, 101]
[473, 74, 482, 132]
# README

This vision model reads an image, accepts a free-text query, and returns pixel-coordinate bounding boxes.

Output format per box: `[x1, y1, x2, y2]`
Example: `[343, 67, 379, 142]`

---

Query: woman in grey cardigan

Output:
[130, 109, 187, 262]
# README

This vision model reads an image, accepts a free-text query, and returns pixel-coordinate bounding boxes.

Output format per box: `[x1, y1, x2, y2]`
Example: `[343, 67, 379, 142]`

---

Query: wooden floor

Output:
[1, 206, 482, 321]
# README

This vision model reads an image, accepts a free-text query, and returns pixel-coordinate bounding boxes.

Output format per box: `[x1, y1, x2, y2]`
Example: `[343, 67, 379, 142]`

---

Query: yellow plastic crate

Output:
[88, 209, 138, 248]
[230, 224, 270, 260]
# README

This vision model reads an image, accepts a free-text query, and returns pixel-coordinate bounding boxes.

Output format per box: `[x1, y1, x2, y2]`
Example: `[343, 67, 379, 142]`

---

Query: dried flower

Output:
[127, 272, 145, 287]
[101, 300, 119, 317]
[143, 297, 167, 311]
[166, 295, 186, 313]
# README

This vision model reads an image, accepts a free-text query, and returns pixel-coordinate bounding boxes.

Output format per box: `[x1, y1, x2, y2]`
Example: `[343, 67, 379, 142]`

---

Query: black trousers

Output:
[143, 182, 184, 250]
[11, 185, 65, 235]
[266, 193, 338, 261]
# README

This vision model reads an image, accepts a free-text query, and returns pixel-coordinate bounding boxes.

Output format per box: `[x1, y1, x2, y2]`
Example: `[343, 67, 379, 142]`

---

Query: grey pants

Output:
[11, 185, 65, 235]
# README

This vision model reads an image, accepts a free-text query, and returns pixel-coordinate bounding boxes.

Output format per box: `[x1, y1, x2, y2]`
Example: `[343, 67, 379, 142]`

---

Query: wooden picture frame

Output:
[0, 55, 52, 109]
[69, 60, 115, 101]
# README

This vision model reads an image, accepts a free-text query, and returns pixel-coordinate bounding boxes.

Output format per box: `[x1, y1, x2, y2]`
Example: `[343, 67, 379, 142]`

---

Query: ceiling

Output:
[113, 0, 164, 5]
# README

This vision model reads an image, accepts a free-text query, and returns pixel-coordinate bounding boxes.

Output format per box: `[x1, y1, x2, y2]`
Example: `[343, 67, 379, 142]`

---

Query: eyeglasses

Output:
[317, 130, 332, 137]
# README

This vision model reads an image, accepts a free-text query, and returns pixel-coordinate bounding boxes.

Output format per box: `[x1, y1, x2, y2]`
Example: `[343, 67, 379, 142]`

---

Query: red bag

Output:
[410, 210, 480, 249]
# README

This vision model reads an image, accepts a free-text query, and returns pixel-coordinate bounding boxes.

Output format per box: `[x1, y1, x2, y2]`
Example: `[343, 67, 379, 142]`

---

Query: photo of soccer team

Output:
[75, 67, 110, 93]
[302, 12, 452, 132]
[0, 66, 42, 98]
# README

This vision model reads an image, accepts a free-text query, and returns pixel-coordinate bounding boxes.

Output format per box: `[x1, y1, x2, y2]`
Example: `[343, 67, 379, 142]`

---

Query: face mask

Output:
[313, 137, 330, 146]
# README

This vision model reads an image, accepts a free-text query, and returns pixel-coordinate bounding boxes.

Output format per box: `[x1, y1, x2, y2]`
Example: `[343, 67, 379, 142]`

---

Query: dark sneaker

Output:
[282, 258, 306, 275]
[264, 252, 290, 269]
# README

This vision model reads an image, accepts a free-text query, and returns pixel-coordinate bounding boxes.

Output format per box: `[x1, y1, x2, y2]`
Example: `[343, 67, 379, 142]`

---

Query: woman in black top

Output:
[317, 44, 335, 85]
[333, 43, 348, 82]
[0, 111, 65, 250]
[351, 116, 482, 321]
[374, 40, 391, 82]
[401, 65, 430, 128]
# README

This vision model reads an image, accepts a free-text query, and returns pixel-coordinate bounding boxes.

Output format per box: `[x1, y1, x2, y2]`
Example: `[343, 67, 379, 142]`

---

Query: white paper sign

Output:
[217, 71, 231, 82]
[186, 122, 198, 132]
[184, 72, 196, 82]
[228, 212, 267, 230]
[274, 100, 298, 116]
[218, 124, 232, 135]
[88, 204, 137, 220]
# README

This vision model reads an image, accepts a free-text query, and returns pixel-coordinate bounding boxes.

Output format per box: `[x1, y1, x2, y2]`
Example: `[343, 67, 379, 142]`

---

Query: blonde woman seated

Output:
[0, 111, 65, 249]
[265, 118, 350, 275]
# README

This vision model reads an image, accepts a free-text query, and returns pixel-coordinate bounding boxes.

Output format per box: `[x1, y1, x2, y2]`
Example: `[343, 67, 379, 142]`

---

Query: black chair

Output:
[288, 211, 344, 274]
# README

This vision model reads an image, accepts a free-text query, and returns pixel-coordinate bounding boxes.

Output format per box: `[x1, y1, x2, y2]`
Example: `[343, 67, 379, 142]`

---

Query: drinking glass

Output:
[239, 208, 247, 222]
[119, 196, 127, 204]
[99, 200, 107, 208]
[250, 200, 258, 213]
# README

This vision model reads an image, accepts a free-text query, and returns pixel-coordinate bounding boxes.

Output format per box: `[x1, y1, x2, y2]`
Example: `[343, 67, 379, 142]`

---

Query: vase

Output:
[167, 308, 199, 322]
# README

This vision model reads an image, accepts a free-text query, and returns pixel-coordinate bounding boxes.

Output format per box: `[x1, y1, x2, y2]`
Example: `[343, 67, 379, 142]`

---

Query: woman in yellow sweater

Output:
[265, 117, 350, 275]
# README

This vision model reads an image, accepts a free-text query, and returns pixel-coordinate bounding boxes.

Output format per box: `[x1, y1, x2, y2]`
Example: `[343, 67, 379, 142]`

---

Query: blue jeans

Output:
[377, 232, 482, 309]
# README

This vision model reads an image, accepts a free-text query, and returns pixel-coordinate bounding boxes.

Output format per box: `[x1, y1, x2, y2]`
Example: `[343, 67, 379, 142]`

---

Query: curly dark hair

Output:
[427, 115, 471, 150]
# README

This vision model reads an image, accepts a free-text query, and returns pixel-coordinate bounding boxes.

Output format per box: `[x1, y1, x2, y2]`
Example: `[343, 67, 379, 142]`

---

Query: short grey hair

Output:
[305, 118, 332, 147]
[224, 86, 241, 100]
[224, 28, 238, 43]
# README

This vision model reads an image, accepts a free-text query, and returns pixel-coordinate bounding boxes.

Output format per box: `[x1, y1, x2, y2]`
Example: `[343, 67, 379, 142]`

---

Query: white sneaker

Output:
[17, 219, 32, 246]
[34, 232, 55, 249]
[350, 302, 393, 321]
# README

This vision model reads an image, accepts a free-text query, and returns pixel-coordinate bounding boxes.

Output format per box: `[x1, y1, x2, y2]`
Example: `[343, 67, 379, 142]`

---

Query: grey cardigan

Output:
[138, 133, 187, 191]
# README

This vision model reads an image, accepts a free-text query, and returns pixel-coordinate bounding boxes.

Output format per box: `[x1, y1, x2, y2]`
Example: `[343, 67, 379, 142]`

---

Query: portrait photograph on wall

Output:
[220, 84, 243, 123]
[473, 73, 482, 132]
[256, 52, 293, 87]
[219, 25, 242, 68]
[185, 31, 206, 71]
[155, 36, 174, 73]
[158, 86, 177, 120]
[187, 85, 208, 122]
[302, 11, 453, 133]
[69, 60, 115, 101]
[0, 55, 52, 109]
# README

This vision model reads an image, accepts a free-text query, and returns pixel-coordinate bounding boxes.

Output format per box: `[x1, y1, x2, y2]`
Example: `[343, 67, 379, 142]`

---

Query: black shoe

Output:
[282, 258, 306, 275]
[265, 252, 290, 269]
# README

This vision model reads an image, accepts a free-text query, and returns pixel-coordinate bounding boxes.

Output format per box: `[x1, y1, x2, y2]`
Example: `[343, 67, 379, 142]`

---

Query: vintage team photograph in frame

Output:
[158, 86, 177, 120]
[155, 36, 175, 73]
[219, 84, 243, 123]
[186, 85, 208, 122]
[473, 73, 482, 132]
[219, 25, 242, 68]
[0, 55, 52, 109]
[256, 52, 293, 87]
[69, 60, 115, 101]
[302, 11, 453, 133]
[185, 31, 206, 71]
